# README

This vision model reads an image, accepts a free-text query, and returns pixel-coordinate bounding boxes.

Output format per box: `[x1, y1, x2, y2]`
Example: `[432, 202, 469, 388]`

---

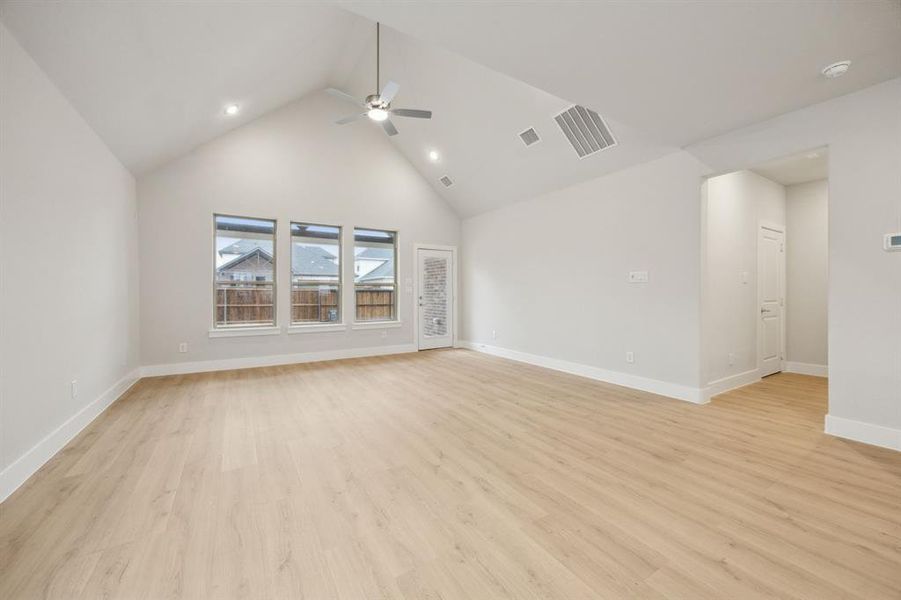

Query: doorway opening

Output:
[702, 147, 829, 399]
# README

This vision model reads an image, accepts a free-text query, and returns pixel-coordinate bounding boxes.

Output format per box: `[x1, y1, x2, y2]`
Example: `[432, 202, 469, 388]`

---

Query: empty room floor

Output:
[1, 350, 900, 599]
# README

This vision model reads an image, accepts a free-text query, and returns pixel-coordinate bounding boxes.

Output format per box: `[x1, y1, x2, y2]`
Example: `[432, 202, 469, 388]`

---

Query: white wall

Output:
[137, 91, 460, 369]
[704, 170, 785, 385]
[460, 77, 900, 444]
[0, 24, 140, 497]
[688, 78, 901, 447]
[786, 179, 828, 368]
[462, 150, 705, 400]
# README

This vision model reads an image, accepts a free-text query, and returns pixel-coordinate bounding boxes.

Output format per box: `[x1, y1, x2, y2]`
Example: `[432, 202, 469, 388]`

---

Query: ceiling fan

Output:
[328, 22, 432, 137]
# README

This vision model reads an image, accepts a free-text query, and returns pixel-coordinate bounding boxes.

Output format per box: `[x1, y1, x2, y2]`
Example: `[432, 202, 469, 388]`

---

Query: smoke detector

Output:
[821, 60, 851, 79]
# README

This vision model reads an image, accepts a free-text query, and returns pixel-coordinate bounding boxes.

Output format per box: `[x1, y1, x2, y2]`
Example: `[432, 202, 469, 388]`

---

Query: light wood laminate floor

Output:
[1, 349, 900, 599]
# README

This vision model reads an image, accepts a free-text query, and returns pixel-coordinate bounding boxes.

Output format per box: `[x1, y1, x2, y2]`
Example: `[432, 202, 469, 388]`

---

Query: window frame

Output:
[211, 213, 278, 331]
[353, 226, 399, 324]
[289, 221, 343, 327]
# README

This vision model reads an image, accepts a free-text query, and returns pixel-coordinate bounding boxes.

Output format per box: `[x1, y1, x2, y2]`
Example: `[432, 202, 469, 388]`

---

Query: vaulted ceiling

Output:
[329, 27, 673, 216]
[2, 1, 899, 217]
[0, 2, 371, 174]
[340, 1, 901, 146]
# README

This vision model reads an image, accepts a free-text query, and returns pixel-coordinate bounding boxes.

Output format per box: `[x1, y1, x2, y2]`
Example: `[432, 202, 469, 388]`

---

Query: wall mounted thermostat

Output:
[885, 233, 901, 252]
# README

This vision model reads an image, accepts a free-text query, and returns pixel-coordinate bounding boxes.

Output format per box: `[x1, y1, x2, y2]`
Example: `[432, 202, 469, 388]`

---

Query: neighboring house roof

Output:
[291, 245, 338, 278]
[219, 239, 272, 257]
[357, 258, 394, 283]
[217, 241, 338, 278]
[218, 247, 273, 273]
[356, 247, 393, 260]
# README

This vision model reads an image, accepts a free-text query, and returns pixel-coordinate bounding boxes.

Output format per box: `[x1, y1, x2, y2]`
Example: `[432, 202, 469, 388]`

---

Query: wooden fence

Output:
[216, 283, 273, 326]
[292, 287, 338, 323]
[354, 288, 395, 321]
[215, 283, 395, 326]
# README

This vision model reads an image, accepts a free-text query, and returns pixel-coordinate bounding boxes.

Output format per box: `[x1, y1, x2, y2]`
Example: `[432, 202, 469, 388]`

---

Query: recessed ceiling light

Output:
[428, 150, 440, 162]
[224, 103, 240, 116]
[806, 152, 820, 159]
[821, 60, 851, 79]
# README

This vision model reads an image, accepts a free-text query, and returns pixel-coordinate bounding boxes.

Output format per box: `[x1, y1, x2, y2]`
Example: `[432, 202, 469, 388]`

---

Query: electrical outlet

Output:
[178, 342, 188, 353]
[728, 352, 735, 366]
[70, 380, 78, 399]
[626, 351, 634, 364]
[380, 330, 388, 339]
[492, 329, 497, 340]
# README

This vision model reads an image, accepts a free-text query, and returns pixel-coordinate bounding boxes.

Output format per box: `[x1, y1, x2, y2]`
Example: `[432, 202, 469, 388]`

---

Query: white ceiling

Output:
[331, 27, 673, 216]
[752, 148, 829, 186]
[0, 1, 371, 174]
[340, 1, 901, 147]
[2, 1, 899, 217]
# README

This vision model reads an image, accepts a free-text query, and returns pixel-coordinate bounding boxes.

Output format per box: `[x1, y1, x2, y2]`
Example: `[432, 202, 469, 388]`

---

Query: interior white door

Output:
[417, 248, 454, 350]
[758, 225, 785, 377]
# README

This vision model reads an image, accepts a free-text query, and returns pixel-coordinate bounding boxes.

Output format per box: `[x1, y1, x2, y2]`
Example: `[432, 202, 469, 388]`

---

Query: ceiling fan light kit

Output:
[367, 107, 389, 121]
[330, 22, 432, 137]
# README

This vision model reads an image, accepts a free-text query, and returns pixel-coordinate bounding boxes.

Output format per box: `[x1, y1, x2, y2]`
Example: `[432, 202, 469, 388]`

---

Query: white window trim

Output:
[209, 326, 281, 338]
[291, 221, 343, 326]
[212, 212, 278, 331]
[352, 226, 400, 327]
[351, 320, 402, 331]
[287, 322, 348, 334]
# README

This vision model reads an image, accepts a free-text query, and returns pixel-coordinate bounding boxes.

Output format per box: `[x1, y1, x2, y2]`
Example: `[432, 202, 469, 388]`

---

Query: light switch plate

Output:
[628, 271, 649, 283]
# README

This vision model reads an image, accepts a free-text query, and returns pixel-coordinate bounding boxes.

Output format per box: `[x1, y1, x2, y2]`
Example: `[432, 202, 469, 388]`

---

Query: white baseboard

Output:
[825, 414, 901, 452]
[785, 361, 828, 377]
[702, 369, 761, 402]
[141, 343, 418, 377]
[0, 368, 141, 503]
[460, 341, 706, 404]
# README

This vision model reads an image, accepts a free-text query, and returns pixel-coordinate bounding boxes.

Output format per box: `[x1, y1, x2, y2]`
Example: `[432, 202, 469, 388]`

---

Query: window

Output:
[291, 223, 341, 324]
[214, 214, 276, 328]
[354, 228, 397, 321]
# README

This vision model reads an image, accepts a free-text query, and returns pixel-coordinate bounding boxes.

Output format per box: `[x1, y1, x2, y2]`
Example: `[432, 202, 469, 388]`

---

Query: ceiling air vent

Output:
[519, 127, 541, 147]
[554, 105, 616, 158]
[439, 175, 454, 187]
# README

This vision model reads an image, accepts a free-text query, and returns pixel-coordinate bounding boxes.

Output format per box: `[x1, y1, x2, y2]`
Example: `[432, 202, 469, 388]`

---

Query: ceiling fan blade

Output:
[391, 108, 432, 119]
[379, 80, 400, 104]
[326, 88, 362, 106]
[335, 113, 366, 125]
[381, 118, 398, 136]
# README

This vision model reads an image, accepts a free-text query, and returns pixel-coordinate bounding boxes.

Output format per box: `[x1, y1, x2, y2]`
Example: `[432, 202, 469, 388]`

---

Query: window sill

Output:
[351, 320, 403, 330]
[209, 326, 281, 338]
[287, 323, 347, 334]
